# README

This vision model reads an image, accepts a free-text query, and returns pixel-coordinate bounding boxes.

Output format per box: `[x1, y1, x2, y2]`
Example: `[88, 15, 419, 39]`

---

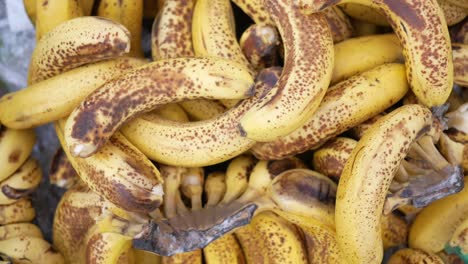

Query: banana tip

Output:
[245, 84, 256, 97]
[238, 123, 247, 137]
[71, 143, 96, 158]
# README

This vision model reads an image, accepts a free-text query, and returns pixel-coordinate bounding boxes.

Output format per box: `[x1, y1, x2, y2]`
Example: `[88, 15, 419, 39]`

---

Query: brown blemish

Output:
[382, 0, 425, 29]
[8, 150, 21, 163]
[2, 185, 34, 199]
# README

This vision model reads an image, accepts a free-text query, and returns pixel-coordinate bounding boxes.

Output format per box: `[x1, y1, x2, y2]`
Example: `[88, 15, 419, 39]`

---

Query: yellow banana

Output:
[335, 104, 432, 264]
[331, 34, 402, 84]
[161, 250, 202, 264]
[80, 0, 94, 15]
[98, 0, 144, 57]
[299, 0, 453, 108]
[231, 0, 274, 24]
[409, 177, 468, 253]
[0, 58, 147, 129]
[179, 100, 226, 121]
[252, 211, 308, 264]
[153, 103, 189, 122]
[204, 172, 227, 207]
[35, 0, 83, 40]
[0, 127, 36, 182]
[446, 0, 468, 8]
[204, 233, 246, 264]
[387, 248, 444, 264]
[134, 250, 162, 264]
[55, 119, 164, 214]
[234, 223, 271, 264]
[84, 230, 132, 264]
[252, 63, 409, 160]
[64, 57, 254, 158]
[381, 213, 408, 249]
[448, 217, 468, 257]
[0, 199, 35, 225]
[239, 23, 280, 71]
[29, 16, 131, 84]
[0, 236, 64, 264]
[120, 67, 278, 167]
[221, 154, 257, 204]
[0, 157, 42, 205]
[0, 223, 43, 240]
[340, 3, 389, 25]
[49, 148, 79, 189]
[323, 6, 354, 43]
[23, 0, 37, 24]
[238, 0, 333, 141]
[312, 137, 358, 181]
[438, 0, 468, 26]
[349, 113, 385, 139]
[453, 43, 468, 87]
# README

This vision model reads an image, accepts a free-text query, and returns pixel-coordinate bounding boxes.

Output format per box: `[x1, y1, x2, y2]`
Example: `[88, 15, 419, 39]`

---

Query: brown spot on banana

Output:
[238, 0, 334, 142]
[322, 6, 354, 43]
[453, 43, 468, 86]
[387, 248, 444, 264]
[65, 57, 254, 158]
[298, 0, 453, 108]
[231, 0, 274, 25]
[240, 23, 281, 71]
[437, 0, 468, 26]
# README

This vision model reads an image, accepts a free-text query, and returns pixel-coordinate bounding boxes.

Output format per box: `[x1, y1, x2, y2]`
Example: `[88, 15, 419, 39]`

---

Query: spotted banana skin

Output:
[298, 0, 454, 108]
[231, 0, 275, 25]
[453, 43, 468, 87]
[387, 248, 444, 264]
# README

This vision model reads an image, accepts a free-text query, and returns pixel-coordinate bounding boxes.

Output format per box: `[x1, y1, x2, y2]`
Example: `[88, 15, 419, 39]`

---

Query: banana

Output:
[446, 0, 468, 8]
[0, 236, 64, 264]
[238, 0, 333, 141]
[381, 213, 408, 249]
[120, 66, 278, 167]
[453, 43, 468, 87]
[251, 211, 308, 264]
[0, 157, 42, 205]
[64, 57, 254, 158]
[0, 199, 35, 225]
[409, 176, 468, 253]
[323, 6, 354, 43]
[204, 233, 246, 264]
[351, 20, 379, 36]
[153, 103, 189, 122]
[49, 148, 79, 189]
[180, 167, 204, 210]
[80, 0, 94, 15]
[312, 137, 358, 181]
[239, 23, 280, 71]
[134, 250, 162, 264]
[35, 0, 83, 40]
[0, 127, 36, 182]
[438, 0, 468, 26]
[0, 58, 147, 129]
[340, 3, 389, 25]
[55, 119, 164, 214]
[221, 154, 257, 204]
[251, 63, 409, 160]
[204, 172, 227, 207]
[161, 250, 202, 264]
[234, 223, 271, 264]
[387, 248, 444, 264]
[84, 229, 132, 264]
[29, 16, 131, 84]
[438, 133, 464, 166]
[335, 104, 432, 264]
[349, 113, 385, 139]
[331, 34, 402, 84]
[23, 0, 37, 24]
[0, 223, 43, 240]
[179, 100, 226, 121]
[448, 217, 468, 259]
[159, 165, 184, 218]
[98, 0, 144, 57]
[299, 0, 453, 108]
[231, 0, 274, 25]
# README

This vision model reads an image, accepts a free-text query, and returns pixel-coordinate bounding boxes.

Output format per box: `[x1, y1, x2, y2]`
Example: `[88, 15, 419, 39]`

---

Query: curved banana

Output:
[331, 34, 402, 84]
[239, 23, 280, 71]
[204, 172, 227, 207]
[299, 0, 453, 108]
[0, 58, 147, 129]
[453, 43, 468, 87]
[120, 67, 278, 167]
[0, 157, 42, 205]
[29, 16, 131, 84]
[438, 0, 468, 26]
[55, 119, 164, 214]
[251, 63, 409, 160]
[98, 0, 144, 57]
[49, 148, 79, 189]
[35, 0, 83, 40]
[381, 213, 408, 249]
[64, 57, 254, 158]
[0, 199, 35, 225]
[0, 223, 43, 240]
[84, 230, 132, 264]
[340, 3, 389, 25]
[409, 177, 468, 253]
[312, 137, 358, 181]
[387, 248, 444, 264]
[323, 6, 354, 43]
[238, 0, 333, 141]
[231, 0, 274, 24]
[221, 154, 257, 204]
[0, 236, 64, 264]
[0, 127, 36, 182]
[335, 104, 432, 264]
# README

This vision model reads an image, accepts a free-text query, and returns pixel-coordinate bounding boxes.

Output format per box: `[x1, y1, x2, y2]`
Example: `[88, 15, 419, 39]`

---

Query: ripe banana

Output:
[251, 63, 409, 160]
[49, 148, 79, 189]
[204, 233, 246, 264]
[0, 236, 64, 264]
[446, 0, 468, 8]
[381, 213, 408, 249]
[152, 103, 189, 122]
[221, 154, 257, 204]
[339, 3, 389, 26]
[0, 157, 42, 205]
[453, 43, 468, 87]
[231, 0, 274, 24]
[0, 199, 35, 225]
[238, 0, 333, 141]
[98, 0, 144, 57]
[331, 34, 402, 84]
[234, 223, 271, 264]
[55, 119, 164, 214]
[64, 57, 254, 158]
[409, 176, 468, 253]
[0, 127, 36, 182]
[447, 217, 468, 260]
[35, 0, 83, 40]
[0, 223, 43, 240]
[134, 250, 162, 264]
[179, 100, 226, 121]
[120, 66, 278, 167]
[352, 20, 379, 36]
[312, 137, 358, 181]
[438, 0, 468, 26]
[323, 6, 354, 43]
[239, 23, 280, 71]
[349, 113, 385, 139]
[335, 104, 432, 264]
[29, 16, 131, 84]
[0, 58, 147, 129]
[299, 0, 453, 108]
[159, 165, 184, 218]
[387, 248, 444, 264]
[23, 0, 37, 24]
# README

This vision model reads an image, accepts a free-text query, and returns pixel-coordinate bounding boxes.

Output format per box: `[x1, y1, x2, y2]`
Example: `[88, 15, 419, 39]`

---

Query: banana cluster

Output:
[1, 0, 467, 263]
